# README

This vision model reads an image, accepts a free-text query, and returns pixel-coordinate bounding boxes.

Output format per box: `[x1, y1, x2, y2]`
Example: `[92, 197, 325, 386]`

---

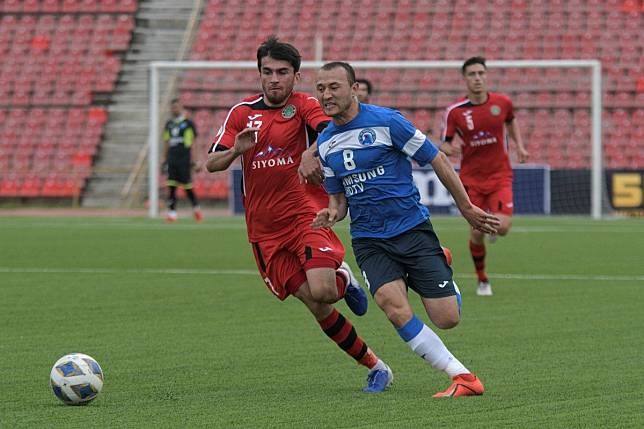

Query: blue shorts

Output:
[352, 220, 458, 299]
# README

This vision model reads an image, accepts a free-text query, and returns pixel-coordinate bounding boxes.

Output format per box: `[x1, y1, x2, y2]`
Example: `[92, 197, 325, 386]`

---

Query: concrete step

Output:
[109, 94, 149, 104]
[121, 61, 150, 69]
[104, 124, 148, 134]
[133, 27, 186, 36]
[100, 141, 145, 151]
[83, 0, 203, 207]
[105, 109, 148, 122]
[82, 197, 121, 208]
[126, 53, 184, 62]
[117, 76, 149, 85]
[98, 151, 144, 160]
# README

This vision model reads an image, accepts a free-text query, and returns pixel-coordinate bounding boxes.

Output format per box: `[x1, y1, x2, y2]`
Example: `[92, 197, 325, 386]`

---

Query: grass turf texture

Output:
[0, 216, 643, 428]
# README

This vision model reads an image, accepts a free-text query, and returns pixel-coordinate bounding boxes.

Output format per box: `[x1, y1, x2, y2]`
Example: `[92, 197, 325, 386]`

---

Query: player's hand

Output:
[517, 146, 529, 163]
[440, 142, 461, 157]
[311, 208, 338, 229]
[233, 127, 260, 156]
[462, 205, 501, 234]
[298, 149, 324, 185]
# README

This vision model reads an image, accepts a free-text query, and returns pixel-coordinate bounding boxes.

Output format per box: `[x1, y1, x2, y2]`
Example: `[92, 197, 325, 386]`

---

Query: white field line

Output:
[0, 267, 642, 282]
[1, 220, 644, 234]
[0, 221, 248, 230]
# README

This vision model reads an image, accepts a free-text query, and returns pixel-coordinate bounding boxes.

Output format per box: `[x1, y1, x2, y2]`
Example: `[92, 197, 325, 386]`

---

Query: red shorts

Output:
[465, 182, 514, 216]
[250, 222, 345, 301]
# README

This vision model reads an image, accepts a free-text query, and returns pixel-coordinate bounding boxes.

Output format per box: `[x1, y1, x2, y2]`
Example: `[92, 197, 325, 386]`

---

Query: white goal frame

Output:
[148, 60, 603, 218]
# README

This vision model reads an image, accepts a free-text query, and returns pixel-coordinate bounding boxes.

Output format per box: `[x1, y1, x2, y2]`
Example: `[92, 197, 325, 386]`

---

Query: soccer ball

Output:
[50, 353, 104, 405]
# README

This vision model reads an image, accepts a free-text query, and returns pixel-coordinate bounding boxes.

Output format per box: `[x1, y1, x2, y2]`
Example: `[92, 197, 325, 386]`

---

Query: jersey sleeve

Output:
[183, 127, 195, 147]
[389, 111, 438, 167]
[301, 96, 331, 132]
[317, 132, 343, 194]
[441, 108, 456, 142]
[320, 155, 343, 195]
[209, 107, 243, 153]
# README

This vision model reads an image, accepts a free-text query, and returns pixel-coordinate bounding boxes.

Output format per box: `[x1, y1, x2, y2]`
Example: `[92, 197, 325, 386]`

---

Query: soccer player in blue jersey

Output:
[310, 62, 501, 397]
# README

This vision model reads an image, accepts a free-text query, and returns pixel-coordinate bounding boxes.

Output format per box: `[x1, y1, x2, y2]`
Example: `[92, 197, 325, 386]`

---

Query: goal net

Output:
[147, 60, 604, 218]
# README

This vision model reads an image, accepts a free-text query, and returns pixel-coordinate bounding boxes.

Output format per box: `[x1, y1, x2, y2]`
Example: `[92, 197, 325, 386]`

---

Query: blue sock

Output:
[395, 314, 468, 377]
[396, 314, 424, 342]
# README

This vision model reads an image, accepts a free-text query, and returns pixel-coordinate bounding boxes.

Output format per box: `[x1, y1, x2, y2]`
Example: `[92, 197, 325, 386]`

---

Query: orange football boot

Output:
[193, 208, 204, 223]
[432, 373, 484, 398]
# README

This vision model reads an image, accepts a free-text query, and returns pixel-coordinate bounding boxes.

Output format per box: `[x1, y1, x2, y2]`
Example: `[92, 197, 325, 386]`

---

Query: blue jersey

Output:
[318, 104, 439, 239]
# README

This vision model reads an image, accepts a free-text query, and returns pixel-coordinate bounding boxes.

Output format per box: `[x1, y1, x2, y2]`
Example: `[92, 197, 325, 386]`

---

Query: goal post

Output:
[147, 59, 603, 219]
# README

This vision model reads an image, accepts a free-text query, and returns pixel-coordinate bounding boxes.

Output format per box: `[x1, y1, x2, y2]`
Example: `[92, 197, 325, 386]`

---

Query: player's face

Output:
[356, 83, 369, 103]
[259, 56, 300, 107]
[315, 67, 357, 119]
[171, 102, 181, 117]
[463, 64, 487, 95]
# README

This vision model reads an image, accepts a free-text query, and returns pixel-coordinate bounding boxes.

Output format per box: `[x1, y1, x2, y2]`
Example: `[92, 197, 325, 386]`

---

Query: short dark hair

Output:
[462, 56, 487, 75]
[256, 36, 301, 72]
[320, 61, 356, 86]
[171, 98, 180, 105]
[356, 78, 372, 94]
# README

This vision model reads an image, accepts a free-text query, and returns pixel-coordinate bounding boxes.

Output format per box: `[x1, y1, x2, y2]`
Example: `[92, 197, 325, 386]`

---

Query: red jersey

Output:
[441, 92, 515, 189]
[210, 92, 330, 241]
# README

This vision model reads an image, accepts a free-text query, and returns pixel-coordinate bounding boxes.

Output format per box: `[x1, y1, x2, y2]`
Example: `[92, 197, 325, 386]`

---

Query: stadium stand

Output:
[0, 0, 641, 203]
[179, 0, 643, 199]
[0, 0, 137, 199]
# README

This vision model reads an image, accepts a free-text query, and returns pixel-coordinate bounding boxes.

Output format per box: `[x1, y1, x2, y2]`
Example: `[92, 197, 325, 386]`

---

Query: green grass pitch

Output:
[1, 215, 643, 428]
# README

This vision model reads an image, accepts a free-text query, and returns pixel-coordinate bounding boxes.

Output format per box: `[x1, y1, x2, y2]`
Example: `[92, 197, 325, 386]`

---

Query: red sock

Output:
[469, 240, 488, 282]
[318, 309, 378, 369]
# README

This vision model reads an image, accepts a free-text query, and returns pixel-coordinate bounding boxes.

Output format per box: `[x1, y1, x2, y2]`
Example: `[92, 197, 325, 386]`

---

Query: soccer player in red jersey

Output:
[206, 37, 393, 392]
[441, 57, 529, 296]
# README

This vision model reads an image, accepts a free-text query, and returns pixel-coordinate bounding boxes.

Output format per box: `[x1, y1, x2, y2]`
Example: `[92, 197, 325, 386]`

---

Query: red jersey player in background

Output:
[206, 37, 393, 393]
[440, 56, 529, 297]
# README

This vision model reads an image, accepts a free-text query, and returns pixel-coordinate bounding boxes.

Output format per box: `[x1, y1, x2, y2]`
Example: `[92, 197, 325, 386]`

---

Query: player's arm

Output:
[439, 108, 461, 156]
[431, 151, 500, 234]
[298, 97, 331, 185]
[298, 142, 326, 185]
[508, 118, 529, 163]
[206, 128, 259, 172]
[312, 193, 348, 229]
[439, 138, 461, 156]
[312, 153, 346, 228]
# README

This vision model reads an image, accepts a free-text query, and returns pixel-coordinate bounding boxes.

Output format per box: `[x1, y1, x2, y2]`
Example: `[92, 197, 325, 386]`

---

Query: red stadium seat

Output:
[17, 174, 42, 197]
[41, 0, 60, 12]
[23, 0, 40, 12]
[119, 0, 139, 12]
[2, 0, 22, 12]
[80, 0, 98, 11]
[100, 0, 118, 12]
[61, 0, 81, 12]
[0, 172, 23, 196]
[621, 0, 639, 12]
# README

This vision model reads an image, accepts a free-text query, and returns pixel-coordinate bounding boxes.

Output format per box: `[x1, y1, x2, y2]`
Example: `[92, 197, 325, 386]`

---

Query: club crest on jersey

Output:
[490, 105, 501, 116]
[358, 128, 376, 146]
[281, 104, 296, 119]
